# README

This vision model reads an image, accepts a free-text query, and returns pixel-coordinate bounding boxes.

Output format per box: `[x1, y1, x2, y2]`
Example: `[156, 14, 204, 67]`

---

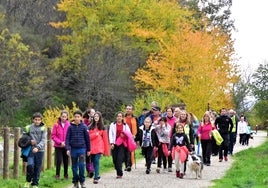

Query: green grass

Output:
[211, 139, 268, 188]
[0, 148, 143, 188]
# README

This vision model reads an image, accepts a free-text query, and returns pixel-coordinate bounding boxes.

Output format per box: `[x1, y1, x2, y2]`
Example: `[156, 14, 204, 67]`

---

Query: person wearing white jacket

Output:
[237, 116, 248, 146]
[109, 111, 131, 179]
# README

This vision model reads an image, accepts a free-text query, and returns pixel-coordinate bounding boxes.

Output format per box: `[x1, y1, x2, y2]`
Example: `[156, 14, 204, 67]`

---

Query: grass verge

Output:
[211, 139, 268, 188]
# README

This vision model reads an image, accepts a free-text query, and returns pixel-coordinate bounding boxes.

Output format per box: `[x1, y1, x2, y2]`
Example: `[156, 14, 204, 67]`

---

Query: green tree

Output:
[251, 62, 268, 100]
[0, 26, 37, 125]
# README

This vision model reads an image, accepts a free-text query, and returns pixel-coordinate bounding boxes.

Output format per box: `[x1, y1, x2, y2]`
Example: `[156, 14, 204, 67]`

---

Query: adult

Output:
[214, 108, 233, 162]
[124, 105, 138, 171]
[197, 112, 214, 166]
[109, 112, 132, 179]
[83, 108, 95, 126]
[210, 111, 219, 156]
[173, 107, 181, 120]
[237, 115, 248, 146]
[228, 109, 238, 155]
[165, 106, 176, 172]
[51, 110, 70, 180]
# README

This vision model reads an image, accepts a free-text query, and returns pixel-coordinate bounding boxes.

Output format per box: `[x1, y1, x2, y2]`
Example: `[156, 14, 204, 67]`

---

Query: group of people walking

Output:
[21, 102, 252, 188]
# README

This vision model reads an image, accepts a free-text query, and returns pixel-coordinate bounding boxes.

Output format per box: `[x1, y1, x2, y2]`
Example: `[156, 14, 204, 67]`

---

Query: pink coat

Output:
[115, 130, 137, 152]
[52, 119, 70, 148]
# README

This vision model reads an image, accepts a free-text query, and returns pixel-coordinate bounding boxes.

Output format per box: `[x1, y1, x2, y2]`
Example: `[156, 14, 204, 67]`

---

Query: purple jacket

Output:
[52, 119, 70, 148]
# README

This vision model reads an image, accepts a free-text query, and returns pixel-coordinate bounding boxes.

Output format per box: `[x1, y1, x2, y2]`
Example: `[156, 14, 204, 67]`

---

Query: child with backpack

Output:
[23, 112, 47, 188]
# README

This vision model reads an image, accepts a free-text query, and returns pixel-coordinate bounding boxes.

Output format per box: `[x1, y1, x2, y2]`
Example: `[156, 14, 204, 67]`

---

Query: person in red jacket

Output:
[88, 111, 110, 184]
[51, 110, 70, 180]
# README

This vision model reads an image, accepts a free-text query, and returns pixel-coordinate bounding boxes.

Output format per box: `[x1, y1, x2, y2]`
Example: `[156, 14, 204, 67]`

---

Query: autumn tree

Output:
[134, 22, 237, 118]
[50, 0, 192, 120]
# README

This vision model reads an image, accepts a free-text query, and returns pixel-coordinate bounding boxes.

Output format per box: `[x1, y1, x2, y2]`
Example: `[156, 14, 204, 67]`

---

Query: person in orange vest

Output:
[123, 104, 138, 171]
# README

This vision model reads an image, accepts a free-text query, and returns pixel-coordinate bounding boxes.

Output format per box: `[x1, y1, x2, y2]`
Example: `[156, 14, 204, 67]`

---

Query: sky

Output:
[231, 0, 268, 71]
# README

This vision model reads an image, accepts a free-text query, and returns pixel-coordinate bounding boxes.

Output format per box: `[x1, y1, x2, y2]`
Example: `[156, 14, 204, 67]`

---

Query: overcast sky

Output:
[231, 0, 268, 71]
[230, 0, 268, 73]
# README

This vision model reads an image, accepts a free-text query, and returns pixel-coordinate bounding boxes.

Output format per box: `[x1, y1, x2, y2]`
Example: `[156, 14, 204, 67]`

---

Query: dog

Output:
[187, 152, 203, 179]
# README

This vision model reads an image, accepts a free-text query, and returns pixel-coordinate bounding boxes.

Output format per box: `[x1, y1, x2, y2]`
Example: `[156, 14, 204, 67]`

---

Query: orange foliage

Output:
[134, 24, 237, 117]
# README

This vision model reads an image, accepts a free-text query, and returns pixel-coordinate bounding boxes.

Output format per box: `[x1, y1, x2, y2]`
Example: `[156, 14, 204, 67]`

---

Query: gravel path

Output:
[67, 131, 267, 188]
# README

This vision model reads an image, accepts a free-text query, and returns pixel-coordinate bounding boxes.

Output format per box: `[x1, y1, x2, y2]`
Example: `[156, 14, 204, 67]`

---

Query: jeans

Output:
[91, 153, 101, 180]
[71, 148, 86, 183]
[26, 151, 44, 186]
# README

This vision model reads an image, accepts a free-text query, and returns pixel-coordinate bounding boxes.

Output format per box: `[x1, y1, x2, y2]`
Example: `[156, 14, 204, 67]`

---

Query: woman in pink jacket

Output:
[51, 110, 70, 180]
[197, 111, 215, 166]
[88, 111, 110, 184]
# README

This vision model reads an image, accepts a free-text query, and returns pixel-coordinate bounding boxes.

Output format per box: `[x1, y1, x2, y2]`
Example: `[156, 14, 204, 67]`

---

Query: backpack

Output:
[18, 133, 32, 148]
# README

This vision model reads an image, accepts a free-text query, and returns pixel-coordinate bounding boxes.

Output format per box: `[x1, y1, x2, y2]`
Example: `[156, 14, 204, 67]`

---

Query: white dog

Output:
[187, 152, 203, 179]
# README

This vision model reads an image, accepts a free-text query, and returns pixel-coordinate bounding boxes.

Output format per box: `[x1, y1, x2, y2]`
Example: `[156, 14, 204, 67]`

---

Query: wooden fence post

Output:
[13, 127, 20, 179]
[47, 128, 52, 169]
[3, 127, 10, 179]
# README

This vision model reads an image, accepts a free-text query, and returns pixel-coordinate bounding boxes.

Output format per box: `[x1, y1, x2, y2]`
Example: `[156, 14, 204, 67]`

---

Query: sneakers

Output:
[146, 169, 150, 174]
[72, 182, 79, 188]
[179, 173, 184, 179]
[80, 182, 86, 188]
[116, 175, 122, 179]
[156, 168, 160, 173]
[24, 182, 30, 188]
[219, 158, 223, 162]
[176, 170, 180, 178]
[224, 156, 228, 161]
[168, 167, 172, 172]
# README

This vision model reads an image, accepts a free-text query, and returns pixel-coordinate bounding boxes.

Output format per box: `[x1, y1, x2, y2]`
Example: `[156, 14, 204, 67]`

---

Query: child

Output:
[24, 112, 47, 188]
[88, 111, 110, 184]
[66, 110, 91, 188]
[168, 123, 191, 178]
[139, 117, 156, 174]
[154, 117, 171, 173]
[51, 110, 70, 180]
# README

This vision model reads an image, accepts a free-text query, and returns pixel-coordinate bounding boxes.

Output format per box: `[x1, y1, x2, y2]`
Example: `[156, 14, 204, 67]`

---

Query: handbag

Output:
[86, 156, 94, 173]
[211, 129, 223, 146]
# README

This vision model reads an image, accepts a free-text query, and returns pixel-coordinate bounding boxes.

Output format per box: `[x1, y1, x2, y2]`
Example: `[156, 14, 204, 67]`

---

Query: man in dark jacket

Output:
[215, 108, 233, 162]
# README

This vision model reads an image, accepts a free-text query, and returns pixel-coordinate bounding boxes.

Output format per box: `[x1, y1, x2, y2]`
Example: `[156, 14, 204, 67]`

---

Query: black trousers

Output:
[112, 144, 125, 176]
[201, 139, 212, 164]
[55, 147, 69, 176]
[219, 134, 229, 159]
[142, 146, 153, 170]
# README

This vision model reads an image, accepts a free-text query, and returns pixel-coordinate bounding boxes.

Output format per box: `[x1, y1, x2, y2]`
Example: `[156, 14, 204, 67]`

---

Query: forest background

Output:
[0, 0, 267, 128]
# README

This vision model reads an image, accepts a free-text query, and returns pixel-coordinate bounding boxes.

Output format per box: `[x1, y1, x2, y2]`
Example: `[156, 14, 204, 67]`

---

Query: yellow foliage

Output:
[43, 102, 80, 128]
[134, 23, 238, 118]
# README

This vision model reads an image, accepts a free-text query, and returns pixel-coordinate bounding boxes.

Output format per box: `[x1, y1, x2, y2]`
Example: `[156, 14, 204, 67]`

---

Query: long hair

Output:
[89, 111, 105, 130]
